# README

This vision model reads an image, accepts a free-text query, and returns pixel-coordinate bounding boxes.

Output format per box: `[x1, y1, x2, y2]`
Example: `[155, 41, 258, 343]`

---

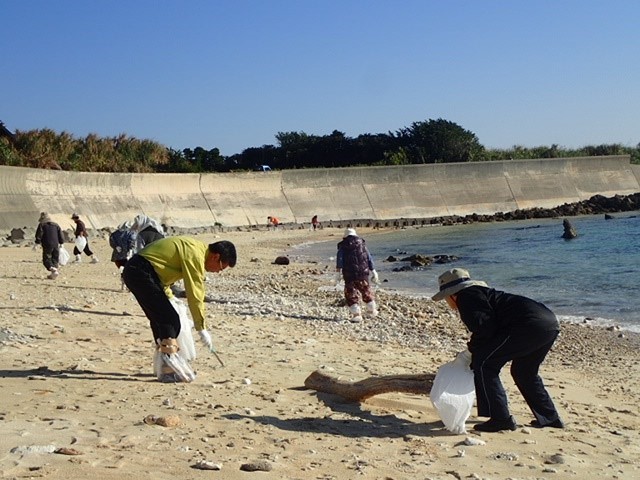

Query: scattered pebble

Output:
[193, 460, 222, 470]
[240, 460, 273, 472]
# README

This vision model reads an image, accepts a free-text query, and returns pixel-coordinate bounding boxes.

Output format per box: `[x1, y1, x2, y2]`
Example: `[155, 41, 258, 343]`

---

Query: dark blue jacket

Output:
[337, 236, 374, 282]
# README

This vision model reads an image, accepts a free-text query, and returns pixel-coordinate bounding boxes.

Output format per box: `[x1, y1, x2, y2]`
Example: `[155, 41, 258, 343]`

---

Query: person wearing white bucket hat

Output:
[336, 228, 379, 322]
[433, 268, 563, 432]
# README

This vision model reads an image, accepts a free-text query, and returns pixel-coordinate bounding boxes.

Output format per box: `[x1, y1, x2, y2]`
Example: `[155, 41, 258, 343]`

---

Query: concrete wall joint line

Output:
[199, 173, 216, 224]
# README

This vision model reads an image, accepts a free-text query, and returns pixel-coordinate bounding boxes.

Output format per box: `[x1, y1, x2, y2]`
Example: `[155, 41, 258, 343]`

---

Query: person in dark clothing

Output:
[336, 228, 379, 322]
[71, 213, 98, 263]
[109, 222, 137, 290]
[35, 212, 65, 279]
[432, 268, 564, 432]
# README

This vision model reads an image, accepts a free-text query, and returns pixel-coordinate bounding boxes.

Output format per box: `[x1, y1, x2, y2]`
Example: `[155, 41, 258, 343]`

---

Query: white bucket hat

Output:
[343, 228, 357, 238]
[432, 268, 488, 301]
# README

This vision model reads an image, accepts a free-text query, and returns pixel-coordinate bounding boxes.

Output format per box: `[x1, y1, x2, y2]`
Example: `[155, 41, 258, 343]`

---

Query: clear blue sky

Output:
[3, 0, 639, 156]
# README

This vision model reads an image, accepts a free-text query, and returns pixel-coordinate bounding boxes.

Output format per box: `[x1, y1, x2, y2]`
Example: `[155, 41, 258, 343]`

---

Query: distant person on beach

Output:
[71, 213, 99, 263]
[267, 216, 280, 230]
[131, 214, 165, 253]
[311, 215, 320, 231]
[35, 212, 65, 279]
[122, 236, 237, 383]
[336, 228, 379, 322]
[109, 221, 137, 290]
[432, 268, 564, 432]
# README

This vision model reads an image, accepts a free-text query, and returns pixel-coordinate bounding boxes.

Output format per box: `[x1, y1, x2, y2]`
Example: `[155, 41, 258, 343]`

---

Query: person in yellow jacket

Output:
[122, 236, 237, 383]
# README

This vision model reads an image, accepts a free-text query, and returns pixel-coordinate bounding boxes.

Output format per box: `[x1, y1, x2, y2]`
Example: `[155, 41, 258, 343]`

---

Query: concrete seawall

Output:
[1, 156, 638, 231]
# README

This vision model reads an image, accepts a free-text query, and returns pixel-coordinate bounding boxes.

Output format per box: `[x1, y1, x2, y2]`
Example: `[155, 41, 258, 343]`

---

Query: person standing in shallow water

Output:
[432, 267, 564, 432]
[336, 228, 379, 322]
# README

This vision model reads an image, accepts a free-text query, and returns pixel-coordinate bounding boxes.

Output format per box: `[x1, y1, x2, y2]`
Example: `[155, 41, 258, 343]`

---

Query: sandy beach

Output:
[1, 226, 639, 480]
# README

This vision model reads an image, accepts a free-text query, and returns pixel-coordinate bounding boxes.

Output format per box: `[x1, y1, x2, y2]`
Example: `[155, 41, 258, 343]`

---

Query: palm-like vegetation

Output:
[1, 119, 638, 173]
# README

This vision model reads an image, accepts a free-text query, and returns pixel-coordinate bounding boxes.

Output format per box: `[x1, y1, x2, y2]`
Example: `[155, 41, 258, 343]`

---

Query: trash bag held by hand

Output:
[75, 236, 87, 252]
[169, 297, 196, 362]
[430, 350, 475, 434]
[58, 246, 70, 266]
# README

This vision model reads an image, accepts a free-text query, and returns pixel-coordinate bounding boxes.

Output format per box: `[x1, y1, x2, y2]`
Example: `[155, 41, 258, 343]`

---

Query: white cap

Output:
[343, 228, 357, 238]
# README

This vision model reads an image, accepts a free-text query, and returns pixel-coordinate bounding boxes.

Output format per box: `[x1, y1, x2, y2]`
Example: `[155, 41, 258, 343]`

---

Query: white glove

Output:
[334, 271, 342, 286]
[32, 244, 38, 251]
[370, 270, 379, 284]
[198, 330, 213, 350]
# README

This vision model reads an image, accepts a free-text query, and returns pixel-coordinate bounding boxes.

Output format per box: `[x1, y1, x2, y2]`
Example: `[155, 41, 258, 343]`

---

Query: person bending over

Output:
[123, 236, 237, 383]
[432, 268, 563, 432]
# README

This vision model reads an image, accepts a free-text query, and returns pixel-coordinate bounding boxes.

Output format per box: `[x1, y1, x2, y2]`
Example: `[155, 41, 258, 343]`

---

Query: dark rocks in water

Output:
[433, 254, 458, 264]
[273, 256, 290, 265]
[400, 254, 432, 266]
[426, 193, 640, 227]
[604, 214, 615, 220]
[391, 253, 459, 271]
[386, 255, 398, 262]
[392, 265, 414, 272]
[561, 219, 578, 239]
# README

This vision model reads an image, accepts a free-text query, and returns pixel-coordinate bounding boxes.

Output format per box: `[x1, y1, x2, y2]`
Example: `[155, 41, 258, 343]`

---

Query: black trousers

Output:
[473, 329, 560, 424]
[122, 255, 180, 342]
[42, 246, 59, 270]
[73, 241, 94, 257]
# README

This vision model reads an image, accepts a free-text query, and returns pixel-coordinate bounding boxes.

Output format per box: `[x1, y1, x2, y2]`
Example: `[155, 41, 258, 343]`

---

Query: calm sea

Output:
[291, 213, 640, 333]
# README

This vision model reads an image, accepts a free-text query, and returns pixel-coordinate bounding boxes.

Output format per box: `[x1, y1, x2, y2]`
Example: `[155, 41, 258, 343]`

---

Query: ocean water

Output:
[291, 213, 640, 332]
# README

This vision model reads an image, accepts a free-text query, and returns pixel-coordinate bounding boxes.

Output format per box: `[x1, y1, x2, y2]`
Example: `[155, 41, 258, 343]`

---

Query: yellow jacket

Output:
[139, 236, 209, 330]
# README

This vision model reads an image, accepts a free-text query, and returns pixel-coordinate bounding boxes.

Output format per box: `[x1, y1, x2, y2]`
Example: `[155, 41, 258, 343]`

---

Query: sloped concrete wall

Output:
[0, 156, 638, 231]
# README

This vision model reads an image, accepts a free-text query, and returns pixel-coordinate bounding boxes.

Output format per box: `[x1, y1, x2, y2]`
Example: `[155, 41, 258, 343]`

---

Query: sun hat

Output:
[432, 268, 488, 301]
[343, 228, 357, 238]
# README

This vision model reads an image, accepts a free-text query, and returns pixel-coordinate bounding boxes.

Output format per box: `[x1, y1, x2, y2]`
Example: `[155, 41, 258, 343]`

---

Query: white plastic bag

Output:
[58, 245, 70, 266]
[169, 297, 196, 362]
[430, 350, 476, 434]
[75, 235, 87, 252]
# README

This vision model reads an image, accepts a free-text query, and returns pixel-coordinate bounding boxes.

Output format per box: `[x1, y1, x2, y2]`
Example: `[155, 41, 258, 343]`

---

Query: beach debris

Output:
[490, 452, 519, 461]
[10, 445, 57, 455]
[545, 453, 566, 464]
[143, 414, 181, 427]
[304, 369, 434, 402]
[240, 460, 273, 472]
[54, 447, 83, 455]
[463, 437, 486, 446]
[193, 460, 222, 470]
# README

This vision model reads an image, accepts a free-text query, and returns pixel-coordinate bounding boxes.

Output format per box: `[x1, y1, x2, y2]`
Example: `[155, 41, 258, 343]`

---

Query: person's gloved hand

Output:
[32, 244, 38, 251]
[370, 269, 379, 284]
[198, 329, 213, 350]
[334, 271, 342, 286]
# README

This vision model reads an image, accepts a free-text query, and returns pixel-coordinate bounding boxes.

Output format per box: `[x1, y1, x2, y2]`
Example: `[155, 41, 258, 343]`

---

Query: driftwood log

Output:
[304, 370, 435, 403]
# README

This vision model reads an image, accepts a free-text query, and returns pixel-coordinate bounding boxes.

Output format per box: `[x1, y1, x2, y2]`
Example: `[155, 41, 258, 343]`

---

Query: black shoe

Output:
[530, 418, 564, 429]
[473, 416, 517, 432]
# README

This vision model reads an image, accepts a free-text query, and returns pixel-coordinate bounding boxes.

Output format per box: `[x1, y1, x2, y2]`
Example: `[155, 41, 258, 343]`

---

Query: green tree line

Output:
[1, 119, 638, 173]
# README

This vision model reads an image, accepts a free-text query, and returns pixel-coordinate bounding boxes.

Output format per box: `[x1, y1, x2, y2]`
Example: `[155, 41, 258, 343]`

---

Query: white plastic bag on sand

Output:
[153, 349, 196, 382]
[58, 246, 70, 266]
[431, 349, 475, 434]
[75, 236, 87, 252]
[169, 297, 196, 362]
